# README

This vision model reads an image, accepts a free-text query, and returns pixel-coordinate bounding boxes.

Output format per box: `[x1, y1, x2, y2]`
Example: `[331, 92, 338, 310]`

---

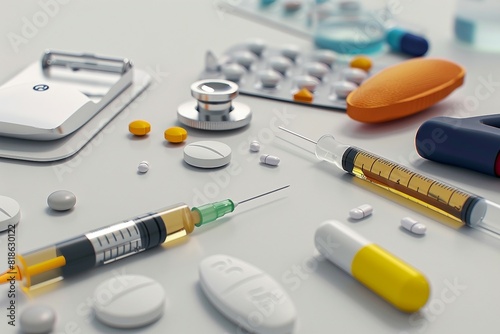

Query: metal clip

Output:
[41, 50, 133, 74]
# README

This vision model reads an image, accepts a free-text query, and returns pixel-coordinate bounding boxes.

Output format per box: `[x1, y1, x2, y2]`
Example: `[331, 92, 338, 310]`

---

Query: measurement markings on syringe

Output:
[86, 220, 144, 264]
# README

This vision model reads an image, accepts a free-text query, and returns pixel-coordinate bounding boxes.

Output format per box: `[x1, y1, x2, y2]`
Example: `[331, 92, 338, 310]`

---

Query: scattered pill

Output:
[260, 154, 280, 166]
[333, 81, 358, 99]
[128, 120, 151, 136]
[184, 141, 232, 168]
[269, 56, 293, 75]
[349, 204, 373, 220]
[258, 69, 282, 88]
[305, 62, 330, 80]
[0, 195, 20, 232]
[342, 68, 368, 85]
[350, 55, 373, 72]
[164, 126, 188, 143]
[222, 63, 246, 82]
[20, 304, 56, 334]
[93, 275, 165, 329]
[47, 190, 76, 211]
[401, 217, 427, 235]
[199, 255, 297, 334]
[250, 140, 260, 152]
[294, 75, 320, 92]
[293, 87, 314, 102]
[137, 161, 150, 173]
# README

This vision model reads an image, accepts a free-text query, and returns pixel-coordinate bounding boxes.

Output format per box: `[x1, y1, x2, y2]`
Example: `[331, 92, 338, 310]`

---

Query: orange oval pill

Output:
[346, 58, 465, 123]
[350, 56, 372, 72]
[129, 120, 151, 136]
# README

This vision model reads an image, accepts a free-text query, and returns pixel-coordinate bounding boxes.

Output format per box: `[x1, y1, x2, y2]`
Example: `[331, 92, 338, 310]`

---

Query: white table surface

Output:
[2, 1, 500, 333]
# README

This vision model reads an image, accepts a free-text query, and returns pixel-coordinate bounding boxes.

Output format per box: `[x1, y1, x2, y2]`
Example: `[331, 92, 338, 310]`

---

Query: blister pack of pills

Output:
[218, 0, 429, 57]
[219, 0, 322, 37]
[199, 40, 384, 110]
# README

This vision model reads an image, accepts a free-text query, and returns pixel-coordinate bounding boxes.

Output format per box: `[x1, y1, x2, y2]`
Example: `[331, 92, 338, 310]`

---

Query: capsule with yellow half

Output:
[314, 220, 430, 313]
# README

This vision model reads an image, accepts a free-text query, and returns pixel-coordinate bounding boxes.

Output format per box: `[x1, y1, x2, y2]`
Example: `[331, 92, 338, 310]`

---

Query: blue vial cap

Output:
[387, 28, 429, 57]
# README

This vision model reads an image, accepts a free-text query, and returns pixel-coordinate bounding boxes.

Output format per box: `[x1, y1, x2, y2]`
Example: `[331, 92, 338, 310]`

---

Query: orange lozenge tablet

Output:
[346, 58, 465, 123]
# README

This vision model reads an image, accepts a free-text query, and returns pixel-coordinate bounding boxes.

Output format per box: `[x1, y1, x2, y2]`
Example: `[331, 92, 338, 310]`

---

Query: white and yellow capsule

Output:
[314, 220, 430, 313]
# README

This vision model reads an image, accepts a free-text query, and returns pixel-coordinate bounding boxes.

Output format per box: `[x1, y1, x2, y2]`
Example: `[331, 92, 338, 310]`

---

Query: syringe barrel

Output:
[17, 203, 198, 292]
[339, 146, 488, 227]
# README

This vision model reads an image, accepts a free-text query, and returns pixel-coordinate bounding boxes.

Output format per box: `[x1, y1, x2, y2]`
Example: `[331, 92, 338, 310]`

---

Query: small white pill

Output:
[401, 217, 427, 235]
[281, 44, 300, 62]
[312, 49, 337, 67]
[269, 56, 293, 75]
[246, 38, 266, 56]
[349, 204, 373, 220]
[342, 68, 368, 85]
[260, 154, 280, 166]
[138, 161, 149, 173]
[294, 75, 320, 92]
[222, 63, 246, 82]
[333, 80, 358, 99]
[258, 69, 282, 88]
[47, 190, 76, 211]
[250, 140, 260, 152]
[305, 62, 330, 80]
[232, 50, 257, 69]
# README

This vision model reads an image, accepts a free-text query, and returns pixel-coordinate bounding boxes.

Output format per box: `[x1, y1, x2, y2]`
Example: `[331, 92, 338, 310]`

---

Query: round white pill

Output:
[260, 154, 280, 166]
[349, 204, 373, 220]
[20, 304, 56, 334]
[333, 80, 358, 99]
[281, 44, 300, 62]
[246, 38, 266, 56]
[93, 275, 165, 329]
[232, 50, 257, 69]
[342, 67, 368, 85]
[184, 141, 232, 168]
[137, 161, 149, 173]
[0, 195, 20, 232]
[305, 62, 330, 80]
[401, 217, 427, 235]
[258, 69, 282, 88]
[47, 190, 76, 211]
[294, 75, 320, 92]
[269, 56, 293, 75]
[312, 49, 337, 67]
[222, 63, 246, 82]
[249, 140, 260, 152]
